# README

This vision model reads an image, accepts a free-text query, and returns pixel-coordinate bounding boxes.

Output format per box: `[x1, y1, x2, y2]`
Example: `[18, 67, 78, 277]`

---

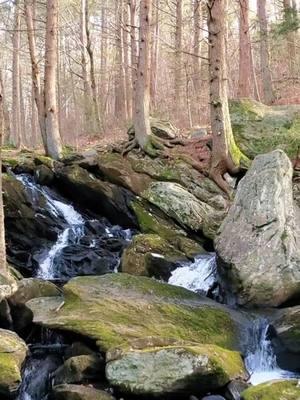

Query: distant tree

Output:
[0, 77, 7, 276]
[238, 0, 252, 98]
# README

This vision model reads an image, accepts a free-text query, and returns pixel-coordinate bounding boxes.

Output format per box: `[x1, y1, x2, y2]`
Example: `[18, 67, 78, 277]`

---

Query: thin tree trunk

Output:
[115, 0, 127, 120]
[283, 0, 297, 76]
[0, 81, 7, 277]
[208, 0, 247, 194]
[123, 2, 132, 118]
[129, 0, 138, 116]
[19, 67, 26, 147]
[150, 0, 159, 109]
[0, 70, 11, 144]
[238, 0, 252, 98]
[100, 0, 108, 116]
[12, 0, 21, 148]
[44, 0, 63, 159]
[257, 0, 275, 104]
[192, 0, 202, 95]
[174, 0, 183, 109]
[134, 0, 152, 148]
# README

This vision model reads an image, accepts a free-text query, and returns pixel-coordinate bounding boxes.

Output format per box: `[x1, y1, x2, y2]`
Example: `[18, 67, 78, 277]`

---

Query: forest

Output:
[0, 0, 299, 400]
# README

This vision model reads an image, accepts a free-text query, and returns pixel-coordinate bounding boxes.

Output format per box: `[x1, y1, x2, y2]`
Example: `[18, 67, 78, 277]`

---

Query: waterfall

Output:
[245, 318, 297, 385]
[168, 253, 217, 295]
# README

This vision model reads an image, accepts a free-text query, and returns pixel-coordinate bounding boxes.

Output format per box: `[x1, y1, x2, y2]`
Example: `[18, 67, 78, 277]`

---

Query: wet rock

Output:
[52, 384, 115, 400]
[64, 342, 96, 359]
[34, 164, 54, 185]
[53, 354, 105, 385]
[216, 150, 300, 307]
[55, 165, 137, 228]
[241, 379, 300, 400]
[230, 98, 300, 159]
[225, 379, 250, 400]
[121, 234, 188, 280]
[202, 396, 226, 400]
[0, 329, 27, 398]
[27, 274, 246, 353]
[143, 181, 223, 239]
[106, 344, 246, 396]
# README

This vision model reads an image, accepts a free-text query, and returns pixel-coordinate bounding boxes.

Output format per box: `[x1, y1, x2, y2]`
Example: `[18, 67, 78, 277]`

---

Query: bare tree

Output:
[238, 0, 252, 98]
[174, 0, 183, 109]
[208, 0, 248, 194]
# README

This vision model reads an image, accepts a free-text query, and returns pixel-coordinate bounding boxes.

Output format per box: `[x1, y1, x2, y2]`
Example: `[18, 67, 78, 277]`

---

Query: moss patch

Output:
[242, 380, 300, 400]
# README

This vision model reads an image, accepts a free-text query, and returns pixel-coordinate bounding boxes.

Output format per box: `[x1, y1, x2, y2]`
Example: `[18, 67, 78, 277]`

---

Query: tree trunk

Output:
[192, 0, 202, 122]
[238, 0, 252, 98]
[0, 70, 11, 144]
[12, 0, 21, 148]
[134, 0, 152, 149]
[208, 0, 247, 194]
[129, 0, 138, 116]
[24, 0, 48, 151]
[257, 0, 275, 104]
[115, 0, 127, 120]
[174, 0, 183, 109]
[150, 0, 159, 109]
[283, 0, 297, 76]
[0, 80, 7, 276]
[44, 0, 63, 159]
[123, 2, 132, 118]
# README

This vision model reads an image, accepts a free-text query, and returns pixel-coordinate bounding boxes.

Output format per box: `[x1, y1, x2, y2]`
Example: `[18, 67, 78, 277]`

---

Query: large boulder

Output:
[106, 343, 246, 396]
[0, 329, 27, 398]
[52, 384, 115, 400]
[26, 274, 246, 353]
[143, 182, 224, 239]
[241, 380, 300, 400]
[128, 117, 178, 140]
[55, 165, 137, 228]
[121, 234, 190, 279]
[230, 98, 300, 159]
[216, 150, 300, 307]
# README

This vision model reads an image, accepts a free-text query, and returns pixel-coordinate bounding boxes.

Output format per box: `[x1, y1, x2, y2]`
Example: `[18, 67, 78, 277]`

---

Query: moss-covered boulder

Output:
[53, 354, 105, 385]
[241, 380, 300, 400]
[230, 98, 300, 159]
[55, 165, 137, 227]
[143, 182, 224, 239]
[52, 384, 115, 400]
[106, 343, 247, 395]
[121, 234, 191, 279]
[0, 329, 27, 397]
[26, 274, 245, 353]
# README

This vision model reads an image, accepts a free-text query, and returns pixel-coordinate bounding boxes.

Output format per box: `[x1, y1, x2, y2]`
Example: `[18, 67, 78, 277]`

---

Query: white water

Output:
[168, 253, 217, 295]
[245, 319, 297, 385]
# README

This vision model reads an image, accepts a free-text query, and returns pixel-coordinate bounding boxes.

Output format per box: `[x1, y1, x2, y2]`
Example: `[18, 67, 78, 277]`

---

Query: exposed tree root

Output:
[122, 138, 138, 156]
[122, 134, 175, 158]
[209, 157, 240, 197]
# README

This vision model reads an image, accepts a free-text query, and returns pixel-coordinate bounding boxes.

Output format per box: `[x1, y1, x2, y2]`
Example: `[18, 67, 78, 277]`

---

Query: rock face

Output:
[106, 344, 246, 395]
[241, 380, 300, 400]
[230, 98, 300, 159]
[143, 182, 223, 239]
[0, 329, 27, 397]
[216, 150, 300, 307]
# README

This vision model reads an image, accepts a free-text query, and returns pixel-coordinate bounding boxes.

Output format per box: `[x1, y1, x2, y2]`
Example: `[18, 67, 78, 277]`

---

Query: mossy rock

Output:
[128, 117, 178, 140]
[0, 272, 17, 302]
[27, 274, 245, 353]
[230, 98, 300, 159]
[52, 384, 115, 400]
[0, 329, 27, 397]
[121, 234, 189, 279]
[272, 306, 300, 354]
[106, 343, 247, 395]
[241, 380, 300, 400]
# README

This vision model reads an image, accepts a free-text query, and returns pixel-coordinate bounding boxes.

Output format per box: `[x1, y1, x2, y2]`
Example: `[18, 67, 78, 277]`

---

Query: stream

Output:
[13, 174, 298, 399]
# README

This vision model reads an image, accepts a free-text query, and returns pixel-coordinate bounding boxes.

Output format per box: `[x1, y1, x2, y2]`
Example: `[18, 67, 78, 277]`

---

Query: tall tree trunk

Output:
[150, 0, 159, 109]
[24, 0, 48, 151]
[129, 0, 138, 116]
[123, 3, 132, 118]
[192, 0, 202, 122]
[0, 70, 11, 144]
[283, 0, 297, 76]
[100, 0, 108, 116]
[0, 81, 7, 277]
[257, 0, 275, 104]
[12, 0, 21, 148]
[134, 0, 152, 149]
[208, 0, 248, 194]
[115, 0, 127, 120]
[174, 0, 183, 109]
[44, 0, 63, 159]
[238, 0, 252, 98]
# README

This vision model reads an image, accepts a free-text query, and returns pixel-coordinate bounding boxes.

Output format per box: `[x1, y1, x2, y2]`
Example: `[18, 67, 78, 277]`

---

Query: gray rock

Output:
[52, 384, 115, 400]
[201, 396, 226, 400]
[216, 150, 300, 307]
[225, 379, 250, 400]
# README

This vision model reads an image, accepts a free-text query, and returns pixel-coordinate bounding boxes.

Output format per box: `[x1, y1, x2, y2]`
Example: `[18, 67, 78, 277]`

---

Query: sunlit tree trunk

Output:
[208, 0, 247, 194]
[238, 0, 252, 98]
[134, 0, 152, 148]
[257, 0, 275, 104]
[0, 82, 7, 276]
[44, 0, 63, 159]
[12, 0, 21, 148]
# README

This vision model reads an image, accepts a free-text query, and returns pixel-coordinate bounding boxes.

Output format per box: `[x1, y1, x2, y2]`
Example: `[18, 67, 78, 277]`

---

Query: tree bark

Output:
[0, 70, 11, 144]
[174, 0, 183, 109]
[208, 0, 248, 194]
[129, 0, 138, 116]
[115, 0, 127, 120]
[257, 0, 275, 104]
[150, 0, 159, 109]
[44, 0, 63, 159]
[0, 79, 7, 276]
[134, 0, 152, 149]
[238, 0, 252, 98]
[283, 0, 297, 76]
[12, 0, 21, 148]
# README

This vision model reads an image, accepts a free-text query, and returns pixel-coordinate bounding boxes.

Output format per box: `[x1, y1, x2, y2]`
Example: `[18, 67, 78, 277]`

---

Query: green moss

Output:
[0, 353, 21, 387]
[28, 274, 239, 353]
[34, 155, 55, 169]
[242, 380, 300, 400]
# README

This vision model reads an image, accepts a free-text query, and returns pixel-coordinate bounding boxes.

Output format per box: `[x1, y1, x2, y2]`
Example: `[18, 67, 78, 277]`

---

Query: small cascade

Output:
[245, 318, 297, 385]
[168, 253, 217, 296]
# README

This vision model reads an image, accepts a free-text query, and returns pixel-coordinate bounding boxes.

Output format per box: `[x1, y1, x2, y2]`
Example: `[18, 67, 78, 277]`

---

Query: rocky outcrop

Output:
[52, 384, 115, 400]
[0, 329, 27, 398]
[216, 150, 300, 307]
[241, 380, 300, 400]
[230, 98, 300, 159]
[106, 343, 247, 396]
[121, 234, 193, 279]
[143, 182, 224, 239]
[55, 165, 137, 228]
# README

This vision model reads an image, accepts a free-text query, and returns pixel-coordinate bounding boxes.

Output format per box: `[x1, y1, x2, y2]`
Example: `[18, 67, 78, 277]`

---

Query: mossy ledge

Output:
[241, 380, 300, 400]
